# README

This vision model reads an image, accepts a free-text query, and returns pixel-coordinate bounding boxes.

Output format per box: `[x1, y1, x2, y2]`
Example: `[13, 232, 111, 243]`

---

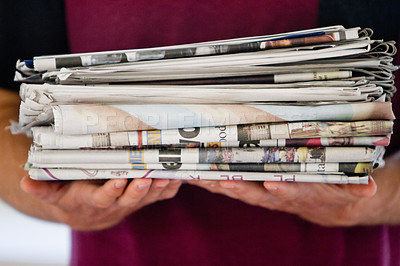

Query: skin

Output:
[0, 89, 182, 231]
[187, 168, 396, 226]
[187, 150, 400, 226]
[1, 88, 400, 230]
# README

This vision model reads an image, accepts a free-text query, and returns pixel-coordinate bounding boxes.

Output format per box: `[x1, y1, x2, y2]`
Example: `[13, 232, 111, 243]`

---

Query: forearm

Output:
[0, 88, 183, 230]
[0, 88, 58, 222]
[365, 150, 400, 225]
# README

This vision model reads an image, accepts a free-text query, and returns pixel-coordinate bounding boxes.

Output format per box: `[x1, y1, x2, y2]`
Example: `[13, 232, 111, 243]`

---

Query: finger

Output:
[91, 179, 128, 208]
[117, 178, 152, 207]
[264, 178, 376, 204]
[263, 181, 305, 201]
[158, 179, 183, 200]
[138, 179, 171, 204]
[264, 181, 346, 204]
[219, 180, 273, 205]
[218, 180, 249, 199]
[20, 175, 68, 203]
[186, 180, 222, 193]
[343, 175, 377, 198]
[190, 179, 250, 198]
[190, 179, 273, 206]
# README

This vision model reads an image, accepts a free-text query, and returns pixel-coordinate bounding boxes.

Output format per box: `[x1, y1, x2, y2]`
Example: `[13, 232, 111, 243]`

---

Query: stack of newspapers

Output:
[13, 25, 398, 184]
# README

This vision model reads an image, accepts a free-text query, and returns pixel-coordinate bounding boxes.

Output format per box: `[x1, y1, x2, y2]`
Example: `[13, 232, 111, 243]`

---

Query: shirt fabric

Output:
[64, 1, 400, 265]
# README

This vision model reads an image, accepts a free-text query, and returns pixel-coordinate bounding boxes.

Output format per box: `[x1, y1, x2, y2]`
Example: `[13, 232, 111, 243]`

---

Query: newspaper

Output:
[28, 162, 374, 174]
[16, 58, 396, 88]
[28, 168, 369, 184]
[39, 40, 373, 84]
[17, 80, 387, 130]
[11, 25, 398, 184]
[46, 31, 358, 69]
[18, 84, 368, 105]
[31, 121, 392, 149]
[125, 62, 396, 98]
[29, 26, 356, 71]
[27, 147, 377, 164]
[46, 102, 394, 135]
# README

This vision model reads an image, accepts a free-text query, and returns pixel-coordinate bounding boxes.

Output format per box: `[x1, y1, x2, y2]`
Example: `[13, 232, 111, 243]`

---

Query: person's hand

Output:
[0, 89, 183, 231]
[20, 177, 182, 231]
[187, 177, 378, 226]
[187, 154, 400, 228]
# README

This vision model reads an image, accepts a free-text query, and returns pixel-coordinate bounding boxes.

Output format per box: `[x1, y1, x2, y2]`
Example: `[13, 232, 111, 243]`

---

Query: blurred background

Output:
[0, 0, 399, 265]
[1, 1, 71, 265]
[0, 199, 71, 266]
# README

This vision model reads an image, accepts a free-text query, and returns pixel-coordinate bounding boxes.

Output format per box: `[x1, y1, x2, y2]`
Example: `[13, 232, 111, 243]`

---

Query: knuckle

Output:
[93, 198, 111, 209]
[118, 197, 140, 208]
[121, 186, 150, 205]
[125, 191, 146, 202]
[104, 188, 118, 198]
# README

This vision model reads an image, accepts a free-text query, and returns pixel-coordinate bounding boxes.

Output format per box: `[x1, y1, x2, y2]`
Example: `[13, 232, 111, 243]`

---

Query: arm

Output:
[188, 149, 400, 226]
[0, 88, 182, 231]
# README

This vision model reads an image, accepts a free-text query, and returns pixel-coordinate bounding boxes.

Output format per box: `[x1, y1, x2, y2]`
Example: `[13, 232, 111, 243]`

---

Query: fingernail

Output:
[114, 180, 126, 189]
[137, 182, 151, 191]
[220, 181, 236, 189]
[203, 181, 216, 188]
[264, 182, 278, 192]
[155, 179, 170, 188]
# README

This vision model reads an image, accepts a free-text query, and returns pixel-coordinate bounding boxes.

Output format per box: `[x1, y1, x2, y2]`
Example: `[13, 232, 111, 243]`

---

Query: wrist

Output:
[358, 151, 400, 225]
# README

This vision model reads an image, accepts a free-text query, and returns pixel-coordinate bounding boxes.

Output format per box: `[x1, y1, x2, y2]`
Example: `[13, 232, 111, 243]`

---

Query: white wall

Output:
[0, 199, 71, 265]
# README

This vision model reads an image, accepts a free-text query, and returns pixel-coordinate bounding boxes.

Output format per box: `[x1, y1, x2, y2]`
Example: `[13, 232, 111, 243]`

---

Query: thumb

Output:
[20, 175, 68, 203]
[346, 175, 377, 198]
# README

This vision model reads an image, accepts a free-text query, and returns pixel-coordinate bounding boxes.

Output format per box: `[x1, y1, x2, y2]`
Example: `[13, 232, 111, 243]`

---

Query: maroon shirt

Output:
[65, 1, 400, 265]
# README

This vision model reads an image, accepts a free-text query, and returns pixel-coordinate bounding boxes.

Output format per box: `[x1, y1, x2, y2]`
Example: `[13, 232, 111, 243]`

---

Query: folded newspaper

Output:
[13, 25, 398, 183]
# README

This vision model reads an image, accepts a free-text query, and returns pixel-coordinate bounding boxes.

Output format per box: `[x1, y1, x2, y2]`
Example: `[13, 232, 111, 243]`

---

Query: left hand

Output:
[187, 177, 378, 226]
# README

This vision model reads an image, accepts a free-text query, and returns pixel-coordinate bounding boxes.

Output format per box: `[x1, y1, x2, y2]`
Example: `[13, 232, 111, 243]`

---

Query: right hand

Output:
[20, 177, 182, 231]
